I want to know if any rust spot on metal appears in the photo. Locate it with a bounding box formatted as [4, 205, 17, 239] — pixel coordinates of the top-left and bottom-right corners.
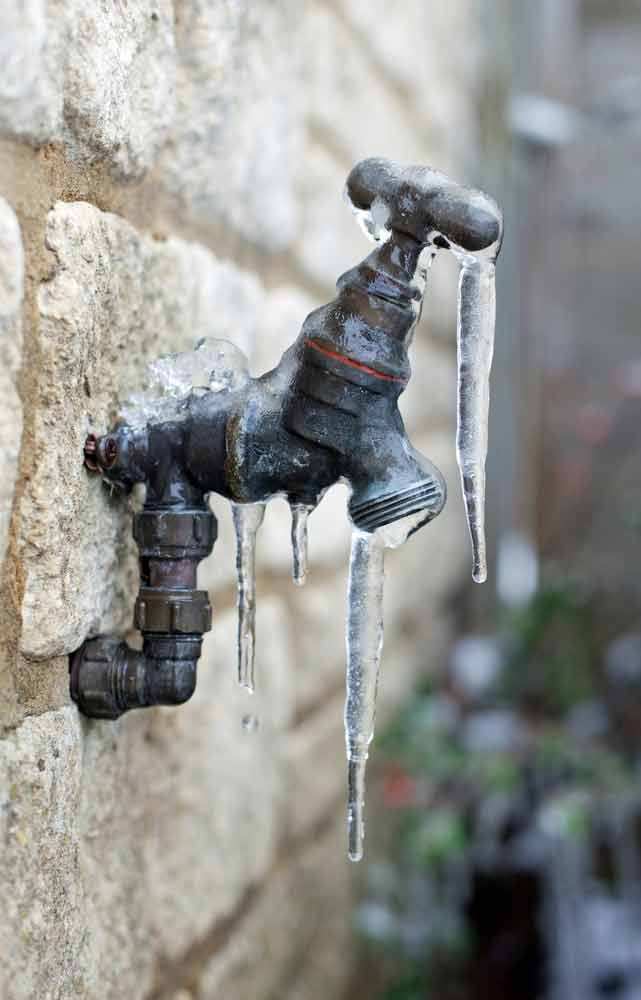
[83, 434, 101, 473]
[103, 437, 118, 467]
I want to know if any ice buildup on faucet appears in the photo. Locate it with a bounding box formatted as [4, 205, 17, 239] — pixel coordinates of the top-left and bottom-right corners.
[73, 157, 503, 862]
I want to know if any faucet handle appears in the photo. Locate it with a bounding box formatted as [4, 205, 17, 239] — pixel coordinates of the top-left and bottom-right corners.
[346, 157, 502, 256]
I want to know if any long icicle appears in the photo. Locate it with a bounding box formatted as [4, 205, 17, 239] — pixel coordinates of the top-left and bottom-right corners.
[231, 501, 266, 692]
[343, 512, 426, 862]
[290, 503, 313, 586]
[344, 529, 385, 863]
[455, 255, 496, 583]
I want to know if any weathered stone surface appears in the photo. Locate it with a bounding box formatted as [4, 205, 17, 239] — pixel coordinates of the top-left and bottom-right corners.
[0, 0, 63, 146]
[72, 716, 157, 1000]
[0, 708, 83, 1000]
[161, 0, 302, 249]
[0, 0, 176, 178]
[128, 598, 293, 960]
[284, 693, 345, 842]
[288, 576, 348, 717]
[251, 285, 316, 378]
[399, 335, 457, 434]
[294, 143, 368, 291]
[19, 201, 260, 659]
[0, 596, 293, 999]
[336, 0, 481, 155]
[301, 2, 435, 167]
[63, 0, 176, 177]
[337, 0, 433, 98]
[283, 912, 354, 1000]
[0, 197, 23, 565]
[198, 818, 352, 1000]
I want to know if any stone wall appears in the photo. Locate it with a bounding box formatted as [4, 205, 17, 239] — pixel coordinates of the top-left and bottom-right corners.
[0, 3, 485, 998]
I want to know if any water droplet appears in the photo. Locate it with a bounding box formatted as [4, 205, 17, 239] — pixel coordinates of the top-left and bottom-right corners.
[242, 714, 259, 733]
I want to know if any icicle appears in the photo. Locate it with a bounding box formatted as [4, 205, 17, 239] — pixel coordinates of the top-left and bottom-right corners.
[345, 530, 385, 862]
[231, 501, 266, 693]
[454, 254, 496, 583]
[344, 512, 427, 862]
[290, 503, 313, 586]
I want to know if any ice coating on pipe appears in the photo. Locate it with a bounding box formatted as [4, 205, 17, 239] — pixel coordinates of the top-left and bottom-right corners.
[290, 503, 313, 587]
[149, 337, 249, 397]
[346, 190, 392, 244]
[231, 501, 266, 692]
[453, 249, 497, 583]
[121, 337, 250, 429]
[344, 511, 428, 862]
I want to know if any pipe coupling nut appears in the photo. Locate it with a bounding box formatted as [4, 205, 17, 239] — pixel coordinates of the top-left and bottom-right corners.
[134, 588, 213, 635]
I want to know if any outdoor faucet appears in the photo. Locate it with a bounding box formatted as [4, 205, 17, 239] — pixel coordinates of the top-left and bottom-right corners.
[71, 157, 502, 858]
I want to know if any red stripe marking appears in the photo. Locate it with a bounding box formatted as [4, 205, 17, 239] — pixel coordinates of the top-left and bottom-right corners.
[304, 339, 407, 384]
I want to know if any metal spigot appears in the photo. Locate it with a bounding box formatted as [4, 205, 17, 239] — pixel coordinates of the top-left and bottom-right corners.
[71, 157, 503, 720]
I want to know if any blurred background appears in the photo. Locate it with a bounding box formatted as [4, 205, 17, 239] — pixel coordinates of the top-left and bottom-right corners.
[353, 2, 641, 998]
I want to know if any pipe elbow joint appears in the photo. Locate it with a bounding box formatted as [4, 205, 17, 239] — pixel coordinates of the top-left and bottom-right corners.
[71, 508, 215, 720]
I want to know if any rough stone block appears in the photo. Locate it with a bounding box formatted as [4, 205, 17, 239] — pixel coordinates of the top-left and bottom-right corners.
[0, 197, 23, 565]
[0, 708, 84, 1000]
[284, 693, 345, 841]
[0, 0, 63, 146]
[337, 0, 436, 98]
[0, 0, 176, 178]
[399, 336, 457, 435]
[250, 286, 316, 378]
[301, 2, 436, 167]
[160, 0, 302, 249]
[198, 818, 353, 1000]
[287, 575, 348, 717]
[19, 201, 261, 659]
[283, 913, 354, 1000]
[0, 596, 293, 1000]
[336, 0, 482, 145]
[293, 143, 369, 292]
[137, 598, 294, 958]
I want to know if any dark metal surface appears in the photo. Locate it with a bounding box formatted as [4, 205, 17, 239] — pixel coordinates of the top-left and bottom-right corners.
[70, 506, 214, 719]
[72, 157, 502, 719]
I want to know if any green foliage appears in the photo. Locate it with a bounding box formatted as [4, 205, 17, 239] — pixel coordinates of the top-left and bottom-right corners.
[498, 584, 597, 715]
[382, 969, 424, 1000]
[363, 580, 634, 1000]
[404, 808, 468, 868]
[538, 791, 591, 841]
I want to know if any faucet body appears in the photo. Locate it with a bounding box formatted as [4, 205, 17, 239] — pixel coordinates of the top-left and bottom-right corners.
[71, 158, 502, 719]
